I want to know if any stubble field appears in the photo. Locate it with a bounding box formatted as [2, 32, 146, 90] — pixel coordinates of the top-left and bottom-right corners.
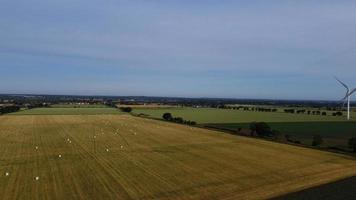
[0, 114, 355, 200]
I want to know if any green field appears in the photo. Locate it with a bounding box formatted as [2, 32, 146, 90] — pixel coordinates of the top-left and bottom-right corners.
[0, 114, 355, 199]
[132, 107, 351, 123]
[10, 107, 123, 115]
[133, 107, 356, 150]
[51, 104, 109, 108]
[208, 122, 356, 148]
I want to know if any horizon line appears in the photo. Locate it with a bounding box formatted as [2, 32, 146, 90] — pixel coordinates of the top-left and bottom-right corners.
[0, 93, 354, 103]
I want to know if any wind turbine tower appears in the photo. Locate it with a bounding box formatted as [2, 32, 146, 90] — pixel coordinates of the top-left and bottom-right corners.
[335, 77, 356, 120]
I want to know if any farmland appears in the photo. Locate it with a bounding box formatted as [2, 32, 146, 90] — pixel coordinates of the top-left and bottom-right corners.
[0, 114, 356, 199]
[208, 121, 356, 149]
[132, 107, 351, 123]
[133, 107, 356, 151]
[51, 104, 109, 108]
[9, 107, 122, 115]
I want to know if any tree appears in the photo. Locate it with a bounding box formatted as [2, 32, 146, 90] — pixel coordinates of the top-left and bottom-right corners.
[348, 137, 356, 153]
[249, 122, 257, 136]
[333, 111, 343, 116]
[284, 109, 295, 114]
[272, 130, 284, 141]
[0, 105, 20, 114]
[255, 122, 271, 137]
[250, 122, 271, 137]
[312, 135, 323, 146]
[184, 120, 196, 125]
[120, 107, 132, 113]
[162, 113, 173, 121]
[173, 117, 184, 123]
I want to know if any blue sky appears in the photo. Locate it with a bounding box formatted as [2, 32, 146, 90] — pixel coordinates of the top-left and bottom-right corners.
[1, 0, 356, 100]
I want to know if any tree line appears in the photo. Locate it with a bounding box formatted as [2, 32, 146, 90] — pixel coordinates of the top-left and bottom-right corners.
[284, 109, 342, 116]
[215, 104, 344, 117]
[162, 113, 196, 125]
[247, 122, 356, 153]
[220, 105, 278, 112]
[0, 105, 20, 115]
[119, 107, 133, 112]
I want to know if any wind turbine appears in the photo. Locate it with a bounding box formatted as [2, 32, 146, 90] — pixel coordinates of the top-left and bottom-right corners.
[335, 77, 356, 120]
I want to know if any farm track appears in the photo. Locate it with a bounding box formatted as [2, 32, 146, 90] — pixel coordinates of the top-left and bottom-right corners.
[0, 115, 355, 199]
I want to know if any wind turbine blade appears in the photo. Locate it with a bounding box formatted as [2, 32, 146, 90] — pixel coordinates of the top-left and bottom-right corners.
[350, 88, 356, 95]
[338, 94, 347, 108]
[334, 76, 349, 90]
[340, 90, 349, 101]
[340, 96, 347, 102]
[342, 100, 346, 108]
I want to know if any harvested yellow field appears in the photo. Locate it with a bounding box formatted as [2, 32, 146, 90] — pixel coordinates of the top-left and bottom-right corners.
[0, 115, 355, 200]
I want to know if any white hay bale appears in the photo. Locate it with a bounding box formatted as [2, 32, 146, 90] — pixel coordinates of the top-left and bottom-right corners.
[106, 149, 109, 152]
[35, 146, 38, 150]
[58, 154, 62, 158]
[35, 176, 39, 181]
[120, 145, 124, 149]
[5, 172, 9, 176]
